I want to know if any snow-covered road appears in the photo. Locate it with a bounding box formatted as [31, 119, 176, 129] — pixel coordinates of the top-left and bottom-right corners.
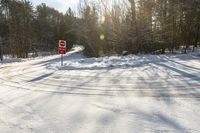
[0, 49, 200, 133]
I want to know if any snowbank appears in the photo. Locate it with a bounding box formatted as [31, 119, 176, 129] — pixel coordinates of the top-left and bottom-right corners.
[48, 52, 200, 71]
[0, 55, 22, 64]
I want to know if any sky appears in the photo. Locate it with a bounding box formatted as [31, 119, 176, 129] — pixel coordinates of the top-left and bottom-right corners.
[30, 0, 80, 13]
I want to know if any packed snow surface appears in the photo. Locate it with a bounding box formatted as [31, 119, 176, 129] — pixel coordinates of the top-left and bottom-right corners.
[0, 46, 200, 133]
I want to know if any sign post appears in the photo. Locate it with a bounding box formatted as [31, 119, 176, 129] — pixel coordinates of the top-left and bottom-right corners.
[58, 40, 67, 66]
[61, 54, 63, 66]
[0, 37, 3, 62]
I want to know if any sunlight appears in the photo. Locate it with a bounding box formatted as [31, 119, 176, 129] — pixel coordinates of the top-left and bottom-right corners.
[100, 15, 106, 24]
[100, 34, 105, 40]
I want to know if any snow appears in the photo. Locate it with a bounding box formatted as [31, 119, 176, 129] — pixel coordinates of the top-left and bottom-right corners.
[48, 53, 200, 71]
[0, 46, 200, 133]
[0, 55, 22, 64]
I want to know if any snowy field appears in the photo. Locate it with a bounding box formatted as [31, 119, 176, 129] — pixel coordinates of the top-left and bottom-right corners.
[0, 47, 200, 133]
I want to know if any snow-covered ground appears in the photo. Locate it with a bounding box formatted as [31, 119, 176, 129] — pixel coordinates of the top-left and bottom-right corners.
[0, 46, 200, 133]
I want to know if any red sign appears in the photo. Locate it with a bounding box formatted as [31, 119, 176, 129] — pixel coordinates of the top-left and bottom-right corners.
[59, 40, 66, 48]
[58, 47, 66, 54]
[58, 40, 67, 55]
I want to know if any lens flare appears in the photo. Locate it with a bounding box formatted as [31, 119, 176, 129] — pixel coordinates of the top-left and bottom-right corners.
[100, 34, 105, 40]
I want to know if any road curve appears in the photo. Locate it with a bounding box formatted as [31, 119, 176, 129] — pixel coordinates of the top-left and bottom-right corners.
[0, 52, 200, 133]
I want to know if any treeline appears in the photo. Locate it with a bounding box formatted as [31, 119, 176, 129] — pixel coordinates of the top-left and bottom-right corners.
[0, 0, 76, 58]
[79, 0, 200, 56]
[0, 0, 200, 58]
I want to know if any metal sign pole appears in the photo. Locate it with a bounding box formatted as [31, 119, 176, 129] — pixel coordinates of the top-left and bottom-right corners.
[61, 54, 63, 66]
[0, 38, 3, 62]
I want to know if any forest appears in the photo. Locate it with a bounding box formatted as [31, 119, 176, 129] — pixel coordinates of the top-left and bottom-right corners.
[0, 0, 200, 58]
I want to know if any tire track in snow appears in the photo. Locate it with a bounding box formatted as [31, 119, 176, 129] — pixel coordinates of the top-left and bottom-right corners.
[0, 49, 200, 98]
